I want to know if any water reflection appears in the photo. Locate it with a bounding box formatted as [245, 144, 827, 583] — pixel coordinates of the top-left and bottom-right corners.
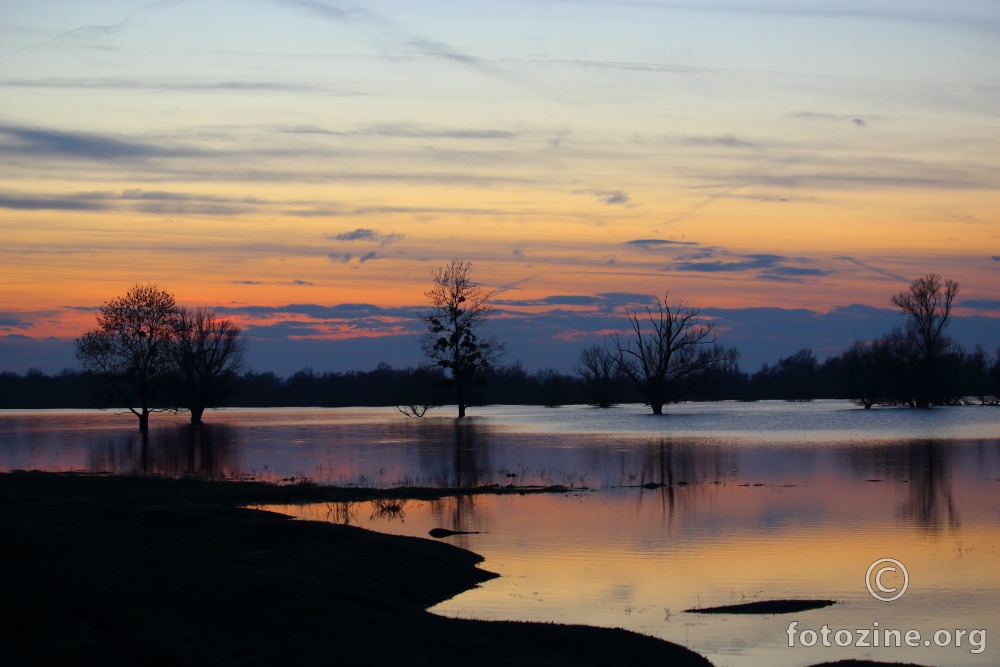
[1, 407, 997, 535]
[415, 419, 492, 488]
[85, 422, 241, 478]
[843, 439, 964, 531]
[265, 474, 1000, 667]
[902, 441, 959, 531]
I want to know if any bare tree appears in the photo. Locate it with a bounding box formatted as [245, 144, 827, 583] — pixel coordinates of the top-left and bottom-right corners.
[833, 337, 897, 409]
[421, 260, 505, 418]
[576, 344, 622, 408]
[75, 285, 180, 433]
[172, 307, 246, 425]
[890, 274, 959, 408]
[393, 367, 447, 417]
[609, 295, 738, 414]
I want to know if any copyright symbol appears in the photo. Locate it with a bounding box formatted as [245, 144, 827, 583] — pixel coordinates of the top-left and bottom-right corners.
[866, 558, 909, 602]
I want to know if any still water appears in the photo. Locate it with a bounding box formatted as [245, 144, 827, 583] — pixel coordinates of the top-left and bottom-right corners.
[2, 401, 998, 666]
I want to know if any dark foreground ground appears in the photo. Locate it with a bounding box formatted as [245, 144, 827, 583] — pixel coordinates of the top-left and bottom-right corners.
[1, 473, 929, 667]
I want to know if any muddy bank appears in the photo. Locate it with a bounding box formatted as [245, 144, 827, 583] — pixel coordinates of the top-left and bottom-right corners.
[686, 600, 836, 615]
[0, 472, 708, 666]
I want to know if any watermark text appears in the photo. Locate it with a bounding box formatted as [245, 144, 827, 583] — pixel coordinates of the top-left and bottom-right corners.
[786, 622, 986, 654]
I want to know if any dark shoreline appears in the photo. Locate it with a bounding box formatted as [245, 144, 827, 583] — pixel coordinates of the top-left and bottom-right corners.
[1, 472, 710, 667]
[1, 472, 929, 667]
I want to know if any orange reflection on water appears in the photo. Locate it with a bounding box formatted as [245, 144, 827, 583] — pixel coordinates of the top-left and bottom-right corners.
[262, 468, 1000, 667]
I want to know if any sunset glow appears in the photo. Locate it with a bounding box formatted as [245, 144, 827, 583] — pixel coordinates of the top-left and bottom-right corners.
[2, 1, 998, 372]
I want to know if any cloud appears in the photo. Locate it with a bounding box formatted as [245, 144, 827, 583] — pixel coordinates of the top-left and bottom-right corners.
[40, 16, 130, 45]
[0, 194, 107, 211]
[676, 249, 716, 260]
[834, 256, 909, 282]
[992, 256, 1000, 261]
[332, 228, 379, 242]
[625, 238, 700, 248]
[329, 228, 405, 245]
[512, 249, 524, 257]
[214, 303, 411, 319]
[766, 266, 830, 277]
[674, 3, 998, 30]
[230, 279, 313, 286]
[0, 188, 264, 216]
[680, 135, 756, 149]
[574, 188, 632, 206]
[674, 254, 786, 272]
[359, 251, 377, 263]
[790, 112, 878, 124]
[0, 124, 191, 160]
[3, 78, 322, 93]
[277, 0, 505, 81]
[0, 315, 34, 330]
[299, 204, 515, 218]
[242, 321, 327, 340]
[603, 191, 630, 205]
[673, 253, 830, 281]
[329, 253, 352, 264]
[276, 0, 382, 25]
[361, 124, 514, 139]
[494, 292, 656, 312]
[959, 299, 1000, 310]
[275, 123, 514, 139]
[495, 295, 605, 307]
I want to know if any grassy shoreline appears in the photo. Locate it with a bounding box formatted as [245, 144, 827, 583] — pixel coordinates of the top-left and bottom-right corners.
[1, 472, 929, 667]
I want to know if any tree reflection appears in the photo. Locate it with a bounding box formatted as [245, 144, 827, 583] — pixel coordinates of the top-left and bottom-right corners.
[633, 439, 740, 527]
[843, 439, 960, 532]
[322, 501, 357, 525]
[900, 440, 959, 532]
[414, 418, 492, 487]
[86, 422, 239, 478]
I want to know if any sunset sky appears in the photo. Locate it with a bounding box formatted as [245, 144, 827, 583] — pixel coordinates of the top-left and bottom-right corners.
[2, 0, 999, 373]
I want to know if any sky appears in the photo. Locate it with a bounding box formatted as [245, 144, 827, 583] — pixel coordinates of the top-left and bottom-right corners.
[2, 0, 999, 374]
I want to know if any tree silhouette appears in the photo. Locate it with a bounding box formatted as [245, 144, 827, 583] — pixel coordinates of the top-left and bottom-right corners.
[172, 307, 246, 425]
[392, 366, 447, 417]
[576, 344, 622, 408]
[890, 274, 958, 408]
[75, 285, 181, 433]
[832, 337, 897, 408]
[421, 260, 505, 418]
[609, 295, 738, 414]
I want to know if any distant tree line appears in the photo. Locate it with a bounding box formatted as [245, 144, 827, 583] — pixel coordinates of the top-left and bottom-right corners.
[6, 344, 997, 412]
[3, 272, 997, 417]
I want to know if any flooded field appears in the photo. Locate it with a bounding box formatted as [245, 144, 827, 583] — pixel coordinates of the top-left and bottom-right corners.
[3, 401, 998, 666]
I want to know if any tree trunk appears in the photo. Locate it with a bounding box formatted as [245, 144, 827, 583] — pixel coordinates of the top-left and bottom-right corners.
[190, 405, 205, 425]
[138, 409, 150, 434]
[456, 380, 466, 418]
[650, 402, 664, 415]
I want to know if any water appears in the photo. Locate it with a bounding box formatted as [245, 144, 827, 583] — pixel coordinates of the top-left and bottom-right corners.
[2, 401, 998, 666]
